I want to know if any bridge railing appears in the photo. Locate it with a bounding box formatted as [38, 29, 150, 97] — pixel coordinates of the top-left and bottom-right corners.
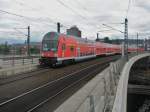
[54, 57, 126, 112]
[112, 53, 150, 112]
[0, 55, 40, 69]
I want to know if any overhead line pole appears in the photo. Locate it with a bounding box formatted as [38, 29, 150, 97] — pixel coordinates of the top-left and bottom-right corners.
[57, 22, 60, 33]
[149, 36, 150, 52]
[13, 26, 31, 56]
[124, 18, 128, 61]
[97, 33, 99, 39]
[27, 26, 30, 56]
[137, 33, 139, 54]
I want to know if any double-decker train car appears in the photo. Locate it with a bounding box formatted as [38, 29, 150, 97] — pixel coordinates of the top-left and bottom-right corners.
[39, 32, 143, 66]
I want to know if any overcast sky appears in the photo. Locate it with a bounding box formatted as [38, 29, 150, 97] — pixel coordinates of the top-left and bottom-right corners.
[0, 0, 150, 43]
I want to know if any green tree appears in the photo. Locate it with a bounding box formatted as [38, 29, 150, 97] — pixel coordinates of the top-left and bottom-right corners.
[30, 47, 40, 54]
[104, 37, 111, 43]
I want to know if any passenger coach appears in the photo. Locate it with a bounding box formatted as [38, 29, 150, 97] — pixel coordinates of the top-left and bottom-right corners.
[39, 32, 143, 66]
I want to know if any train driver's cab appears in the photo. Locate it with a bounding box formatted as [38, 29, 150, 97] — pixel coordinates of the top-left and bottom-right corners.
[42, 32, 59, 57]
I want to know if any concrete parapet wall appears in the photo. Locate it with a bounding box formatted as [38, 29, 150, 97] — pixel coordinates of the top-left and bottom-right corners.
[0, 64, 38, 78]
[54, 58, 125, 112]
[0, 59, 2, 69]
[112, 53, 150, 112]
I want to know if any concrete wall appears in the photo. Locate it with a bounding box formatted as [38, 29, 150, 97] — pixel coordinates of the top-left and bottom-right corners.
[0, 59, 2, 69]
[112, 53, 150, 112]
[0, 64, 38, 78]
[0, 58, 39, 69]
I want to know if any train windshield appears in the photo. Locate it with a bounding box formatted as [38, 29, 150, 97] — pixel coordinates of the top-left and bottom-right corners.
[42, 32, 59, 51]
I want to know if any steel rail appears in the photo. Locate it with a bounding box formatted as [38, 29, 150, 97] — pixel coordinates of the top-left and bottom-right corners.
[0, 56, 119, 112]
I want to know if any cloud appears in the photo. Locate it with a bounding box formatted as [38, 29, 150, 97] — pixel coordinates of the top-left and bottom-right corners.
[0, 0, 150, 44]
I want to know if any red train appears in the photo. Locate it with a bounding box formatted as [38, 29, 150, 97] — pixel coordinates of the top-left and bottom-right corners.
[39, 32, 144, 66]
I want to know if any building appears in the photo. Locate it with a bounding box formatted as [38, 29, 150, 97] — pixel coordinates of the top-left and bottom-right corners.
[67, 26, 81, 37]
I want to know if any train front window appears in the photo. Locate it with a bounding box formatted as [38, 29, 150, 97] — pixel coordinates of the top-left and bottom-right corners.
[42, 40, 58, 51]
[42, 32, 59, 51]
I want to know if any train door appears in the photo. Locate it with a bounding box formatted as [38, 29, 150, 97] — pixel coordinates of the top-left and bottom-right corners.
[77, 47, 80, 57]
[62, 43, 66, 58]
[70, 45, 75, 57]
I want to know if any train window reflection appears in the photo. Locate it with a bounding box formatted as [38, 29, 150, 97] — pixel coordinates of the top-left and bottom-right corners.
[42, 40, 58, 51]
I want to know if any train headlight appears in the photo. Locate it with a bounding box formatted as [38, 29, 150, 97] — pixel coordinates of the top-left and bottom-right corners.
[41, 53, 44, 56]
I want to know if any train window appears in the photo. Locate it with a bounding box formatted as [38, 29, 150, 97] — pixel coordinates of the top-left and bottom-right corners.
[42, 40, 58, 51]
[62, 44, 66, 50]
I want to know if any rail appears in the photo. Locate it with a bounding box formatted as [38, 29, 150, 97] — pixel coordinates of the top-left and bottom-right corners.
[54, 57, 126, 112]
[0, 56, 117, 112]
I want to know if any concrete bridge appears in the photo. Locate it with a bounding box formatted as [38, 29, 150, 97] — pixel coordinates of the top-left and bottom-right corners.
[0, 53, 149, 111]
[54, 53, 150, 112]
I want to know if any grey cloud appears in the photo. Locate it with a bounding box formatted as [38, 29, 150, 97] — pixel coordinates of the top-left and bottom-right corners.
[136, 1, 150, 12]
[0, 0, 150, 42]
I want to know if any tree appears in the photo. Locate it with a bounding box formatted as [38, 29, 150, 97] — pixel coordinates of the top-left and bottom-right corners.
[104, 37, 111, 43]
[30, 47, 40, 54]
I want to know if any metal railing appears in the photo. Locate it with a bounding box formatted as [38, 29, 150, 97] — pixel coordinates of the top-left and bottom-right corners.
[0, 55, 40, 69]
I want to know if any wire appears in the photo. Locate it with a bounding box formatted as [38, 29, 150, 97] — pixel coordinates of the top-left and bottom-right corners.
[102, 24, 124, 33]
[13, 27, 28, 29]
[0, 9, 57, 29]
[103, 22, 125, 25]
[98, 29, 116, 32]
[14, 0, 70, 28]
[56, 0, 87, 20]
[0, 9, 29, 18]
[13, 28, 28, 37]
[0, 30, 26, 37]
[126, 0, 131, 18]
[75, 0, 87, 11]
[14, 0, 36, 11]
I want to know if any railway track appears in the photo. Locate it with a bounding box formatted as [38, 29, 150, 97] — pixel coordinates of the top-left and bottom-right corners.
[0, 55, 120, 86]
[0, 56, 120, 104]
[0, 66, 50, 85]
[0, 55, 119, 112]
[128, 84, 150, 95]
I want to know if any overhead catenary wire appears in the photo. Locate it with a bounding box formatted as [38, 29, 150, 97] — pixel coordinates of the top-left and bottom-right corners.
[0, 30, 27, 37]
[16, 0, 70, 28]
[13, 28, 28, 37]
[0, 9, 29, 18]
[0, 9, 57, 28]
[56, 0, 87, 20]
[0, 7, 54, 23]
[98, 29, 117, 32]
[75, 0, 87, 11]
[126, 0, 131, 18]
[102, 24, 124, 33]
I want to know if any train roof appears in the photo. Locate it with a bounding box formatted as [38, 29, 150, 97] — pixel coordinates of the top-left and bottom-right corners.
[43, 32, 59, 40]
[44, 32, 121, 47]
